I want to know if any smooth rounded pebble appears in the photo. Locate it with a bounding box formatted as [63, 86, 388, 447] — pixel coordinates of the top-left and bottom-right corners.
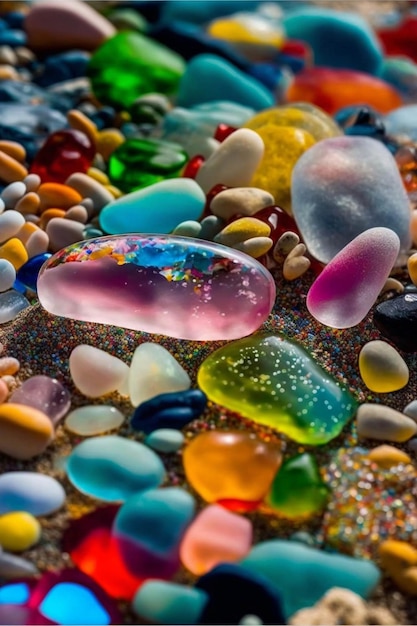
[0, 472, 65, 516]
[133, 581, 208, 625]
[145, 429, 185, 453]
[359, 340, 409, 392]
[210, 187, 275, 220]
[307, 228, 400, 328]
[128, 342, 191, 408]
[356, 403, 417, 442]
[0, 259, 16, 292]
[65, 405, 125, 436]
[0, 512, 41, 552]
[0, 403, 54, 460]
[0, 210, 25, 244]
[10, 375, 71, 425]
[367, 445, 412, 469]
[69, 344, 129, 398]
[0, 551, 39, 579]
[404, 400, 417, 422]
[195, 129, 264, 194]
[66, 435, 165, 502]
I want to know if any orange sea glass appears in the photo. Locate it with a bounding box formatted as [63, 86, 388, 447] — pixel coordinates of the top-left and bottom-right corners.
[183, 430, 282, 503]
[286, 67, 403, 115]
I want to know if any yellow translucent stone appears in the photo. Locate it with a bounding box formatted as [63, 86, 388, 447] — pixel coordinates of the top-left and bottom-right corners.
[208, 16, 285, 48]
[358, 340, 409, 393]
[0, 511, 41, 552]
[215, 217, 271, 246]
[0, 237, 28, 270]
[379, 540, 417, 595]
[368, 445, 411, 469]
[408, 252, 417, 286]
[244, 103, 342, 142]
[249, 125, 315, 213]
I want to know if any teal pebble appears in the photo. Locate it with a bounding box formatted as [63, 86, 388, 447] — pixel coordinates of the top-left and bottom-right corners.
[289, 531, 316, 547]
[145, 428, 185, 453]
[241, 540, 381, 619]
[133, 581, 208, 624]
[66, 435, 165, 502]
[172, 220, 202, 238]
[283, 8, 383, 75]
[199, 215, 225, 240]
[176, 54, 274, 111]
[99, 178, 206, 235]
[379, 57, 417, 101]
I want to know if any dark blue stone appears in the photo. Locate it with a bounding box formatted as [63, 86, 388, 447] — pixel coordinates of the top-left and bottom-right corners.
[3, 11, 25, 29]
[148, 20, 250, 72]
[248, 63, 285, 92]
[88, 106, 116, 130]
[131, 388, 207, 433]
[334, 105, 379, 128]
[35, 51, 90, 88]
[196, 563, 286, 625]
[0, 19, 8, 32]
[17, 253, 52, 292]
[0, 29, 26, 47]
[12, 277, 27, 294]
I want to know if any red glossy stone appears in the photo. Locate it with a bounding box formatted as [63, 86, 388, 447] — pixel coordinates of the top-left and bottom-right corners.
[217, 498, 261, 513]
[280, 39, 313, 64]
[377, 15, 417, 63]
[214, 123, 238, 142]
[201, 183, 230, 220]
[30, 129, 95, 184]
[62, 505, 144, 601]
[182, 154, 205, 179]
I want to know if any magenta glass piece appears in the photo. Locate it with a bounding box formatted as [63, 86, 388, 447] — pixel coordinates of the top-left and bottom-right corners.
[307, 227, 400, 328]
[37, 234, 276, 341]
[10, 376, 71, 425]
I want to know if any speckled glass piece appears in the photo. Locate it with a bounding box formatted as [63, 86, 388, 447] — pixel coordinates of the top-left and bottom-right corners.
[197, 334, 357, 445]
[37, 235, 275, 341]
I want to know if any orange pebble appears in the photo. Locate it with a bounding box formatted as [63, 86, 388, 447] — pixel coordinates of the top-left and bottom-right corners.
[39, 208, 66, 230]
[14, 191, 40, 215]
[0, 379, 8, 404]
[408, 252, 417, 286]
[286, 67, 403, 115]
[0, 403, 53, 460]
[67, 109, 98, 146]
[0, 141, 26, 163]
[15, 222, 39, 245]
[0, 238, 28, 270]
[0, 151, 28, 184]
[38, 183, 82, 211]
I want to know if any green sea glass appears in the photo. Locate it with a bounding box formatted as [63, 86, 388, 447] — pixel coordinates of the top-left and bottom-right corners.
[88, 31, 186, 109]
[108, 138, 188, 193]
[267, 453, 329, 518]
[197, 334, 357, 445]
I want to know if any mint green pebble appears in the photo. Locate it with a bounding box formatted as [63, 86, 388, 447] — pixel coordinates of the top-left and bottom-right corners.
[241, 540, 380, 619]
[99, 178, 206, 235]
[145, 429, 185, 453]
[172, 220, 203, 238]
[133, 581, 208, 624]
[88, 31, 186, 109]
[176, 54, 274, 111]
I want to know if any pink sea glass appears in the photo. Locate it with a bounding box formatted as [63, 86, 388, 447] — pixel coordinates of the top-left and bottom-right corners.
[10, 375, 71, 425]
[36, 234, 276, 341]
[179, 504, 252, 575]
[306, 227, 400, 328]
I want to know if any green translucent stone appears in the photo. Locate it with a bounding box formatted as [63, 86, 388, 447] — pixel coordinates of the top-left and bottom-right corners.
[88, 31, 186, 109]
[197, 334, 357, 445]
[267, 453, 329, 518]
[108, 138, 188, 193]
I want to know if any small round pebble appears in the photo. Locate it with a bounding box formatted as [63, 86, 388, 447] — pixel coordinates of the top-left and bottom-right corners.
[0, 259, 16, 292]
[359, 340, 409, 393]
[145, 428, 185, 453]
[0, 551, 39, 579]
[0, 472, 65, 516]
[0, 357, 19, 376]
[0, 511, 41, 552]
[65, 405, 125, 436]
[356, 403, 417, 443]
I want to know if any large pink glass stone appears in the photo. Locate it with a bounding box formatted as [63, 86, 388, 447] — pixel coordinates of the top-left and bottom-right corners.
[37, 234, 276, 341]
[307, 227, 400, 329]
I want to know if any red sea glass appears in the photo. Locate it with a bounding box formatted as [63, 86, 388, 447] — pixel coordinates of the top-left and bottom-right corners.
[30, 129, 95, 183]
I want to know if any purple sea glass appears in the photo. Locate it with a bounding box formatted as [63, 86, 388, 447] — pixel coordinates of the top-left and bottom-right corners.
[37, 234, 276, 341]
[307, 227, 400, 328]
[10, 376, 71, 425]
